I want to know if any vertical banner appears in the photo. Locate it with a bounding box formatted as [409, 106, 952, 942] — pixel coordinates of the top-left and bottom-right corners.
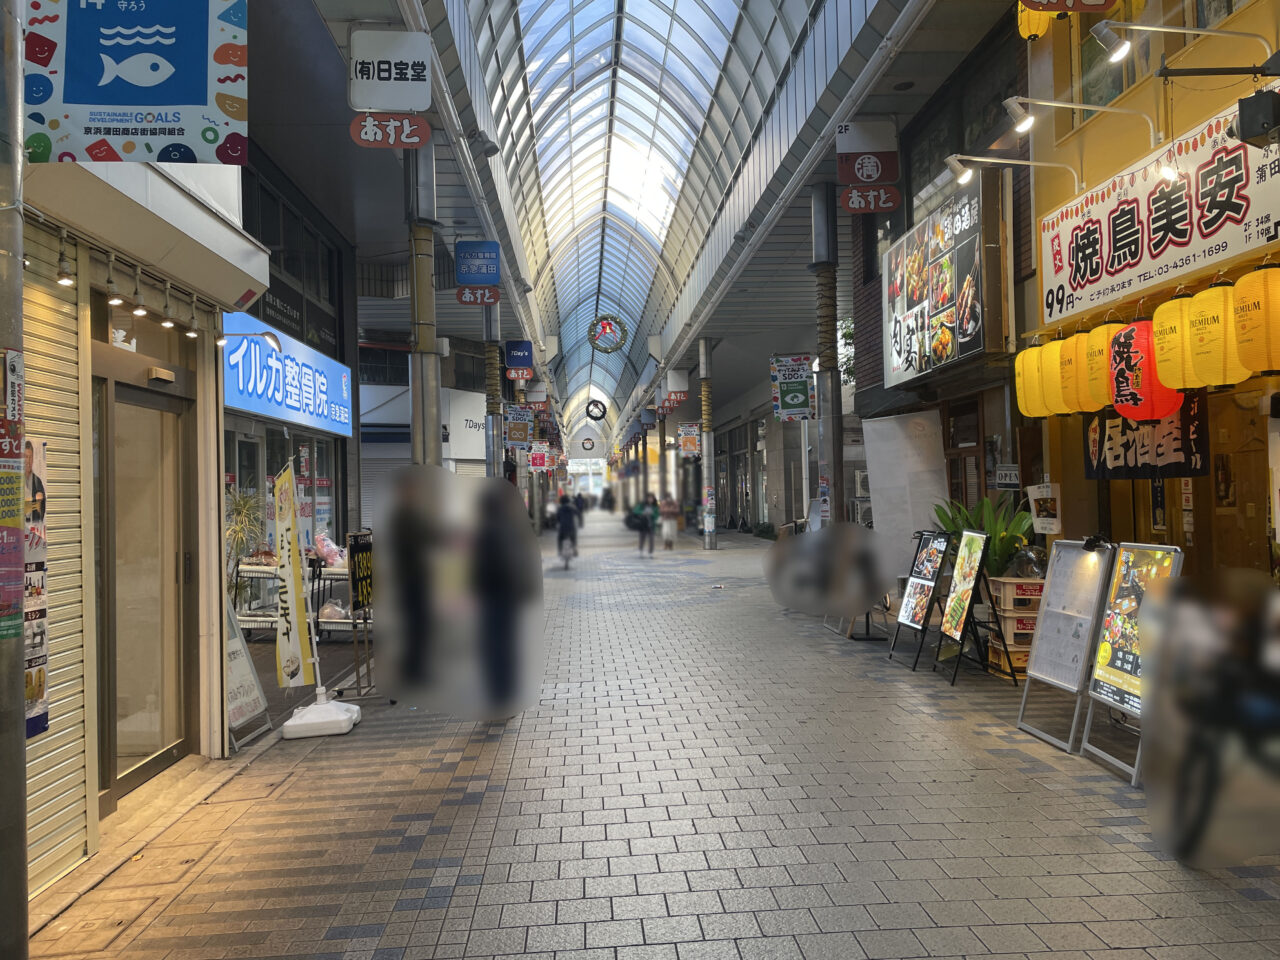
[23, 439, 49, 738]
[769, 355, 815, 421]
[0, 354, 30, 735]
[274, 464, 315, 688]
[505, 405, 533, 451]
[677, 422, 700, 458]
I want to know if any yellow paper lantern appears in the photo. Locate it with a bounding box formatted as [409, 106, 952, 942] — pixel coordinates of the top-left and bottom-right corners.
[1040, 340, 1072, 415]
[1062, 332, 1101, 412]
[1017, 3, 1053, 41]
[1151, 294, 1205, 391]
[1086, 323, 1124, 408]
[1235, 264, 1280, 375]
[1015, 346, 1049, 418]
[1190, 282, 1251, 388]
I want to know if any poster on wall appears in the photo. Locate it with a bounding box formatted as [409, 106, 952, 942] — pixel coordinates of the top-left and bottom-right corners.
[22, 0, 249, 165]
[1026, 482, 1062, 535]
[1088, 543, 1183, 716]
[882, 174, 993, 387]
[274, 463, 316, 689]
[505, 405, 533, 451]
[677, 422, 700, 458]
[941, 530, 988, 642]
[24, 438, 49, 739]
[769, 355, 815, 422]
[1039, 81, 1280, 327]
[1084, 388, 1208, 479]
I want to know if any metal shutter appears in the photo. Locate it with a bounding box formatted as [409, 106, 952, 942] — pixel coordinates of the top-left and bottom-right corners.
[453, 460, 486, 478]
[24, 224, 90, 895]
[359, 454, 410, 531]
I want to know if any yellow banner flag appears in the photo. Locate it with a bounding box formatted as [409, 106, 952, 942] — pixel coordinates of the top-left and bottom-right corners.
[274, 463, 315, 688]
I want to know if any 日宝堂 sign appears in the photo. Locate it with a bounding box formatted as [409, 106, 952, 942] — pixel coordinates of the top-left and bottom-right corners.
[770, 355, 815, 422]
[1039, 82, 1280, 327]
[222, 313, 353, 438]
[456, 240, 501, 287]
[23, 0, 248, 165]
[882, 175, 987, 387]
[348, 28, 432, 112]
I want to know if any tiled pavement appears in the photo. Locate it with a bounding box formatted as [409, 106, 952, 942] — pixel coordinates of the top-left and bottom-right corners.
[29, 513, 1280, 959]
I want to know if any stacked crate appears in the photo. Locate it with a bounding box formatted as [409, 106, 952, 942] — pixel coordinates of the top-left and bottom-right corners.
[986, 577, 1044, 675]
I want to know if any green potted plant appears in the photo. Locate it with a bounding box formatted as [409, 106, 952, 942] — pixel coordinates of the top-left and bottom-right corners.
[933, 492, 1033, 578]
[224, 485, 264, 602]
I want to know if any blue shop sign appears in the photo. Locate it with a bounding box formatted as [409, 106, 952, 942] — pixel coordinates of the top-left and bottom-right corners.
[222, 313, 353, 438]
[456, 240, 501, 286]
[505, 340, 533, 367]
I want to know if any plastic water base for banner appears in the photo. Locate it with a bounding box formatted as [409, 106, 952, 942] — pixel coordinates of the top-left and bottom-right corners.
[281, 687, 362, 739]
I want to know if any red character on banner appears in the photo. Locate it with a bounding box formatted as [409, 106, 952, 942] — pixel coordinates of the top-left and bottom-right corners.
[1110, 320, 1182, 424]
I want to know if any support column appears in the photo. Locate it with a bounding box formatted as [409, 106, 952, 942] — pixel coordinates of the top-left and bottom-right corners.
[811, 182, 844, 523]
[640, 422, 650, 501]
[657, 416, 667, 498]
[0, 1, 27, 951]
[699, 338, 717, 549]
[483, 303, 503, 479]
[409, 221, 442, 466]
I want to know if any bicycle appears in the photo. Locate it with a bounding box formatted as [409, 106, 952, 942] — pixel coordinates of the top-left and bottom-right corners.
[559, 535, 575, 570]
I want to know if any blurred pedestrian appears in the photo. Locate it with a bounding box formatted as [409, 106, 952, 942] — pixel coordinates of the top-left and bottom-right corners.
[660, 493, 679, 550]
[633, 493, 659, 556]
[556, 494, 578, 557]
[574, 491, 586, 526]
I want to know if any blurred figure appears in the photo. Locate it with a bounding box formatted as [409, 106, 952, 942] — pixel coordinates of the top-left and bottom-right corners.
[1144, 569, 1280, 866]
[766, 521, 885, 621]
[574, 491, 586, 526]
[376, 467, 543, 720]
[633, 493, 658, 556]
[659, 493, 679, 550]
[601, 487, 615, 512]
[556, 494, 578, 558]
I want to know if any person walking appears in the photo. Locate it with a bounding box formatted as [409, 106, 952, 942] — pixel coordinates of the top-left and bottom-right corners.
[573, 491, 586, 527]
[632, 493, 659, 556]
[659, 493, 679, 550]
[556, 494, 578, 557]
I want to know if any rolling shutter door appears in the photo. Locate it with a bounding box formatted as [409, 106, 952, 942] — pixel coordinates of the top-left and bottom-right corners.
[24, 225, 90, 895]
[359, 454, 409, 531]
[453, 460, 486, 478]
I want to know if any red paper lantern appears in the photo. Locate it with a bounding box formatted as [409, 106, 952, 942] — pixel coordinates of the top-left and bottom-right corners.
[1109, 320, 1183, 424]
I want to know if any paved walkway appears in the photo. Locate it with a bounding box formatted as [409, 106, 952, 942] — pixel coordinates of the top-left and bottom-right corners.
[30, 513, 1280, 959]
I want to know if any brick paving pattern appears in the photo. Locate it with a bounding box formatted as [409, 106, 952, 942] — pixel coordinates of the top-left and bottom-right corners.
[29, 513, 1280, 959]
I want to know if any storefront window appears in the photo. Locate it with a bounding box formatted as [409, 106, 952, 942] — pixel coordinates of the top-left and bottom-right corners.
[1195, 0, 1238, 27]
[1073, 0, 1156, 109]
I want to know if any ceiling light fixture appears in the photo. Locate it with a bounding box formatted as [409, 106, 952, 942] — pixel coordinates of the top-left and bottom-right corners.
[469, 130, 501, 159]
[1004, 96, 1161, 147]
[106, 252, 123, 306]
[160, 281, 175, 328]
[56, 228, 74, 287]
[131, 266, 147, 317]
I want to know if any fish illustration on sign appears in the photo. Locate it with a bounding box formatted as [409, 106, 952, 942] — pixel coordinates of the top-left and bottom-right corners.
[99, 53, 176, 88]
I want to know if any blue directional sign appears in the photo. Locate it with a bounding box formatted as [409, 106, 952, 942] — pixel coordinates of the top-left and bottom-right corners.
[505, 340, 533, 368]
[222, 313, 353, 438]
[456, 240, 501, 286]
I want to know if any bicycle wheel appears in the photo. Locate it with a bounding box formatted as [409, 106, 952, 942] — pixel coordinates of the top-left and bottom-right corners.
[1170, 732, 1221, 862]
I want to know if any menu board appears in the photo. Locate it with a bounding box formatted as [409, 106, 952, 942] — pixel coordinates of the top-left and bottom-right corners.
[897, 531, 950, 629]
[1088, 543, 1183, 716]
[940, 530, 987, 641]
[1025, 541, 1113, 694]
[882, 176, 986, 387]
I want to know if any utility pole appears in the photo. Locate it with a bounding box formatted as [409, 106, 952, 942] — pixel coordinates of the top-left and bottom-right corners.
[810, 182, 844, 522]
[699, 338, 716, 549]
[657, 415, 667, 499]
[0, 1, 28, 952]
[407, 143, 441, 466]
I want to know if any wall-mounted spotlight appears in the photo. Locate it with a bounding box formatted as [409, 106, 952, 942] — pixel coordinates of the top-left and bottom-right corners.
[56, 228, 74, 287]
[132, 266, 147, 317]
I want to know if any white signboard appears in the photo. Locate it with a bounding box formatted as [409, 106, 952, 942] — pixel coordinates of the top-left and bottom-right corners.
[1025, 540, 1113, 694]
[1039, 81, 1280, 327]
[225, 598, 268, 730]
[443, 388, 486, 461]
[349, 29, 432, 112]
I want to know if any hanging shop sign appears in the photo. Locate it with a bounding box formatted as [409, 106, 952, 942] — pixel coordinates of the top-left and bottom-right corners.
[836, 119, 900, 187]
[678, 422, 701, 458]
[348, 28, 431, 112]
[505, 340, 532, 370]
[589, 314, 628, 353]
[840, 185, 902, 214]
[770, 355, 815, 421]
[1026, 482, 1063, 535]
[1039, 81, 1280, 328]
[346, 531, 373, 613]
[504, 404, 533, 450]
[882, 172, 1002, 387]
[23, 438, 49, 739]
[274, 463, 316, 689]
[222, 312, 353, 438]
[1084, 388, 1208, 479]
[1088, 544, 1183, 716]
[456, 285, 499, 305]
[455, 240, 501, 286]
[23, 0, 249, 165]
[529, 441, 551, 472]
[349, 112, 429, 149]
[995, 464, 1021, 490]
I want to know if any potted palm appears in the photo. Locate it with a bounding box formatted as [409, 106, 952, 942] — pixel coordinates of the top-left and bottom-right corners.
[224, 485, 264, 604]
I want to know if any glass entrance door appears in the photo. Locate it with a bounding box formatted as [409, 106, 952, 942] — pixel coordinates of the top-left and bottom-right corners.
[95, 380, 194, 810]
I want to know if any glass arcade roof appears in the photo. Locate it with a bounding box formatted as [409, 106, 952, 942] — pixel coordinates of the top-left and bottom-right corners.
[470, 0, 816, 431]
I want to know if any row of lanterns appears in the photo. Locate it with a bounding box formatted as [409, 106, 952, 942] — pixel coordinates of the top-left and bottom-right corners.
[1016, 264, 1280, 423]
